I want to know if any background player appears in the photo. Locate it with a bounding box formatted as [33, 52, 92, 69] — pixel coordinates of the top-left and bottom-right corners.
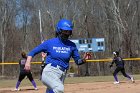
[14, 51, 38, 91]
[40, 52, 47, 80]
[24, 19, 89, 93]
[84, 52, 92, 76]
[110, 51, 135, 84]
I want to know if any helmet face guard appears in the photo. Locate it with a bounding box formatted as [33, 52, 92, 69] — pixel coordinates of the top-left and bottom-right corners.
[60, 30, 72, 40]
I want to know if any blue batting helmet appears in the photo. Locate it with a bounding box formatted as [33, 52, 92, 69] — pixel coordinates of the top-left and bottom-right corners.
[56, 19, 73, 33]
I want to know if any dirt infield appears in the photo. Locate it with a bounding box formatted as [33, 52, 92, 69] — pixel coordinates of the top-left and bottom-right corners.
[0, 80, 139, 93]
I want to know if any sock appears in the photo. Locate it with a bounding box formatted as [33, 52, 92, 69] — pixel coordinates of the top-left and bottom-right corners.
[114, 75, 118, 82]
[126, 74, 131, 79]
[31, 80, 37, 88]
[16, 81, 21, 89]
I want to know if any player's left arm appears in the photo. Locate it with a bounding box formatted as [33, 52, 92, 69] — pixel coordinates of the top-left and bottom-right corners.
[71, 46, 86, 65]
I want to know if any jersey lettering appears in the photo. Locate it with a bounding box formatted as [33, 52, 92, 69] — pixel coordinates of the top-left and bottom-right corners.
[53, 46, 70, 53]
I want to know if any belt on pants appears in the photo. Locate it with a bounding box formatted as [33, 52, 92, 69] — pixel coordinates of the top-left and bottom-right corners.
[46, 63, 66, 72]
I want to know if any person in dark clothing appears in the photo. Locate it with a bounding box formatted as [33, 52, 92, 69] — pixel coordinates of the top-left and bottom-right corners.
[110, 51, 134, 84]
[14, 51, 38, 91]
[40, 52, 47, 80]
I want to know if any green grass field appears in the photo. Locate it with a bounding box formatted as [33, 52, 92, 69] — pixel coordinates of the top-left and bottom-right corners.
[0, 74, 140, 88]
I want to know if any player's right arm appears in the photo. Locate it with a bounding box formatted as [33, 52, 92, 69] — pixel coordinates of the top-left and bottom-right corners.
[24, 41, 48, 71]
[24, 56, 32, 71]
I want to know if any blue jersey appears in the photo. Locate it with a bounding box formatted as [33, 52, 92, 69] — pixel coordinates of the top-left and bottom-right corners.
[28, 37, 82, 70]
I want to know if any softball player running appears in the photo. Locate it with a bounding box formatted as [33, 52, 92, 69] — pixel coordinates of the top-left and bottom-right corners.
[25, 19, 88, 93]
[110, 51, 135, 84]
[15, 51, 38, 91]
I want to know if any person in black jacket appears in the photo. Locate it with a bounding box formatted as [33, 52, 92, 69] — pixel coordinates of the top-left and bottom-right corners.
[110, 51, 134, 84]
[14, 51, 38, 91]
